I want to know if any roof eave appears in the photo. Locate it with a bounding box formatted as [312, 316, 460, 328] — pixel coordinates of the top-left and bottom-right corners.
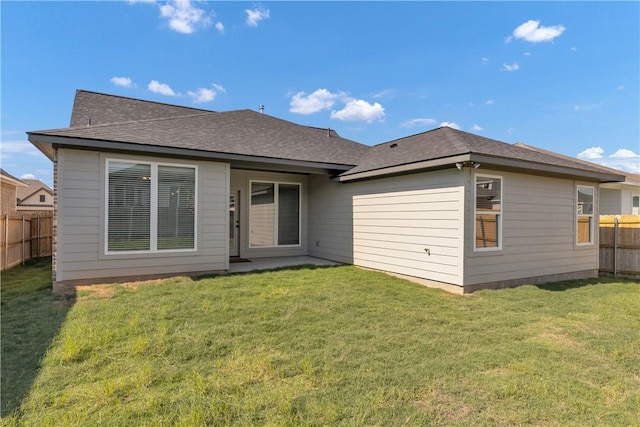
[27, 133, 356, 175]
[337, 153, 627, 183]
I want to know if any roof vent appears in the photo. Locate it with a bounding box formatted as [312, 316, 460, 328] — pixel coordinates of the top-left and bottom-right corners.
[259, 105, 264, 114]
[327, 128, 332, 137]
[390, 143, 398, 148]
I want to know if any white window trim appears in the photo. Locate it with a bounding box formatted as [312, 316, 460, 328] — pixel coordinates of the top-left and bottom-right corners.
[576, 185, 595, 246]
[249, 180, 302, 249]
[104, 158, 198, 255]
[474, 173, 503, 252]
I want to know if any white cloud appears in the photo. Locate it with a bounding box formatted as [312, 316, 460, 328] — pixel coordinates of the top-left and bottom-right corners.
[486, 99, 494, 105]
[330, 100, 385, 123]
[440, 121, 460, 130]
[148, 80, 177, 96]
[289, 88, 346, 114]
[372, 89, 395, 99]
[610, 149, 639, 159]
[187, 83, 225, 103]
[577, 147, 604, 159]
[471, 124, 484, 131]
[577, 147, 640, 173]
[523, 51, 532, 56]
[617, 85, 624, 91]
[215, 22, 224, 33]
[245, 6, 270, 27]
[20, 173, 36, 180]
[110, 76, 135, 88]
[159, 0, 211, 34]
[511, 20, 565, 43]
[570, 47, 577, 52]
[401, 118, 436, 128]
[127, 0, 156, 3]
[0, 140, 44, 162]
[502, 63, 519, 72]
[481, 57, 489, 64]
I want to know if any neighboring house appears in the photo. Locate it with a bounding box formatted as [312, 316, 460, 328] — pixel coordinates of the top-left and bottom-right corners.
[17, 179, 54, 214]
[600, 174, 640, 215]
[1, 169, 27, 216]
[514, 143, 640, 216]
[28, 90, 626, 293]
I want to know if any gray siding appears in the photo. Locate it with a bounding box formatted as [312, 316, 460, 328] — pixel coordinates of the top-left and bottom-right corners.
[464, 171, 599, 286]
[56, 148, 228, 283]
[308, 170, 465, 286]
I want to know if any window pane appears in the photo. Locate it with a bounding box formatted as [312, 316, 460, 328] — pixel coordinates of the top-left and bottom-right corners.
[476, 214, 499, 248]
[157, 166, 195, 250]
[476, 177, 501, 212]
[250, 182, 274, 247]
[577, 187, 594, 215]
[108, 162, 151, 251]
[577, 216, 592, 244]
[278, 184, 300, 245]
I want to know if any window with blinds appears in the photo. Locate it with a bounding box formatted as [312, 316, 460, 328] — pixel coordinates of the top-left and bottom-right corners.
[106, 160, 196, 253]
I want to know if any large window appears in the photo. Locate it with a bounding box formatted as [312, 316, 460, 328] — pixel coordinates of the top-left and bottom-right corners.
[475, 174, 502, 251]
[576, 186, 594, 245]
[106, 160, 196, 253]
[250, 181, 300, 247]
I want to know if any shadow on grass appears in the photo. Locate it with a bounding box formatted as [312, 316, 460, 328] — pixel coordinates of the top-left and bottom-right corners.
[535, 275, 639, 292]
[194, 263, 344, 282]
[1, 258, 74, 418]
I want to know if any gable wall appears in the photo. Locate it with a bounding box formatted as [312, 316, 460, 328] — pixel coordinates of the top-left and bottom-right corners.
[56, 148, 229, 284]
[463, 170, 599, 287]
[308, 169, 465, 287]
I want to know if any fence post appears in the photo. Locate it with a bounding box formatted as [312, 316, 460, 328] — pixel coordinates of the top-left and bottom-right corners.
[22, 215, 25, 265]
[613, 217, 618, 277]
[37, 213, 41, 260]
[4, 214, 8, 270]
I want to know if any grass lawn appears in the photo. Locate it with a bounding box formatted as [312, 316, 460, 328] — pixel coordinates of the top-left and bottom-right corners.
[2, 261, 639, 425]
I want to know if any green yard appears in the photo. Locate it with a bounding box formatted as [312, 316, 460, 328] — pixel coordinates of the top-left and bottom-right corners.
[2, 260, 639, 425]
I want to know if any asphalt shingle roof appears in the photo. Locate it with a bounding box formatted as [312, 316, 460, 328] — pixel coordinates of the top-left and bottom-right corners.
[39, 91, 370, 167]
[69, 90, 215, 127]
[340, 126, 622, 178]
[29, 90, 626, 182]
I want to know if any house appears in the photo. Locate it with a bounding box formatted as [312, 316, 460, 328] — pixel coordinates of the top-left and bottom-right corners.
[1, 169, 27, 216]
[17, 179, 54, 214]
[28, 90, 626, 293]
[514, 143, 640, 216]
[600, 174, 640, 215]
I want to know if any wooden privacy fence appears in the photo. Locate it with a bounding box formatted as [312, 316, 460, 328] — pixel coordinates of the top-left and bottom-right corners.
[0, 213, 53, 271]
[599, 215, 640, 278]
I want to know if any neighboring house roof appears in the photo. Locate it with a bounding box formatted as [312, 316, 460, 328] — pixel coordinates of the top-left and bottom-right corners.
[1, 168, 27, 187]
[338, 127, 625, 182]
[17, 179, 54, 204]
[28, 90, 626, 184]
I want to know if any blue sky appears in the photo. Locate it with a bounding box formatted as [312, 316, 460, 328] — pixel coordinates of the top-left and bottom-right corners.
[2, 1, 639, 187]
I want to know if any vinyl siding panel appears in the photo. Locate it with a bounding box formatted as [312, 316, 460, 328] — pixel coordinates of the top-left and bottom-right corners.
[56, 148, 228, 283]
[308, 169, 465, 286]
[464, 171, 599, 286]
